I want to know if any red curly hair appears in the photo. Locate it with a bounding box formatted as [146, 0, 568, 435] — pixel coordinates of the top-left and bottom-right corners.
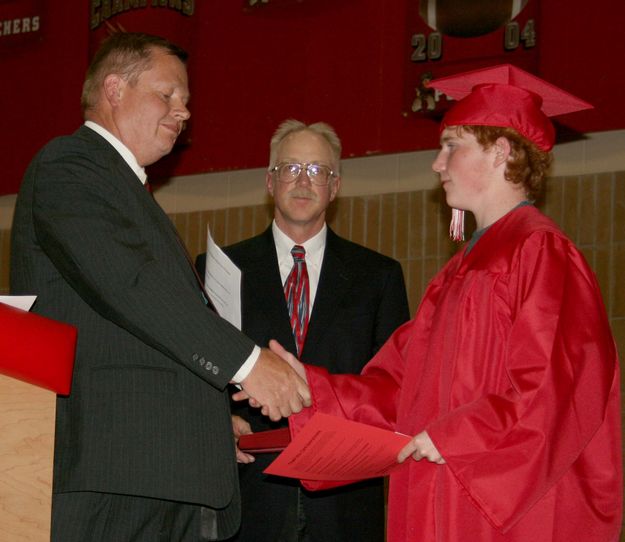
[459, 125, 553, 201]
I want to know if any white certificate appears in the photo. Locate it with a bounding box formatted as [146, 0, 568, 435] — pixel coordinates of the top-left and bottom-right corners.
[203, 226, 242, 329]
[0, 295, 37, 311]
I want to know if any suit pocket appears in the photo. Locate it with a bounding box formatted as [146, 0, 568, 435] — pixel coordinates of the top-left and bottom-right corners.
[90, 365, 177, 395]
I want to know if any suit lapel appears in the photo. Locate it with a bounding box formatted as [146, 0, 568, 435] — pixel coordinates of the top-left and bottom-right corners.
[242, 229, 297, 352]
[147, 197, 206, 297]
[303, 229, 351, 357]
[83, 126, 202, 296]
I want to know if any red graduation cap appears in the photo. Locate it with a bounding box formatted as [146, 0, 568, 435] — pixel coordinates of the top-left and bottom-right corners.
[427, 64, 593, 151]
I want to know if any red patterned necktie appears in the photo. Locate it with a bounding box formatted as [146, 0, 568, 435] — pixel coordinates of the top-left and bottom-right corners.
[284, 245, 309, 356]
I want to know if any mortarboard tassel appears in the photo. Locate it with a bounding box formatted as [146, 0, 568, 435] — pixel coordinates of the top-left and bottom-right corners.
[449, 208, 465, 242]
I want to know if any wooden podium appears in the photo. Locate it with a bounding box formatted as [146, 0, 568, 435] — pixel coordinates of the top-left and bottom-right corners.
[0, 374, 55, 541]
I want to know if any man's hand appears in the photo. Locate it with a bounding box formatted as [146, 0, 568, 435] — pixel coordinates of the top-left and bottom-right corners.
[268, 339, 307, 381]
[234, 347, 311, 421]
[232, 415, 255, 464]
[397, 431, 445, 464]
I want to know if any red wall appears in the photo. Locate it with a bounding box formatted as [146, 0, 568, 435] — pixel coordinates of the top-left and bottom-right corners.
[2, 0, 624, 196]
[3, 2, 87, 196]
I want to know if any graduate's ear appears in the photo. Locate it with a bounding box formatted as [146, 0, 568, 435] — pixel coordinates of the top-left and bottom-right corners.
[103, 74, 125, 107]
[493, 136, 511, 168]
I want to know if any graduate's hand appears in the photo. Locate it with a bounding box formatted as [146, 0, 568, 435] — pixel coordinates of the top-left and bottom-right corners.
[236, 348, 311, 421]
[232, 415, 255, 464]
[231, 388, 261, 408]
[269, 339, 308, 383]
[397, 431, 446, 464]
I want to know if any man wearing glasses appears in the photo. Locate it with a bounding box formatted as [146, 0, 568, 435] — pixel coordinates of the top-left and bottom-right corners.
[197, 119, 410, 541]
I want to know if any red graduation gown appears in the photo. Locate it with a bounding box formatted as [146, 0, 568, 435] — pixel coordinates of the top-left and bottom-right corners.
[289, 205, 622, 541]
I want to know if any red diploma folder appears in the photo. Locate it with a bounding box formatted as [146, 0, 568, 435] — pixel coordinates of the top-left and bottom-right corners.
[0, 302, 77, 395]
[238, 427, 291, 453]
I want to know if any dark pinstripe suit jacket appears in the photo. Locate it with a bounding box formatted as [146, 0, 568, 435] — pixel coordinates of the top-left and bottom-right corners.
[10, 126, 254, 510]
[196, 226, 410, 542]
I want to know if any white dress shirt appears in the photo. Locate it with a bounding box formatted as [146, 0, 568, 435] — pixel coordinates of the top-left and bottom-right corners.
[84, 121, 148, 184]
[272, 221, 327, 314]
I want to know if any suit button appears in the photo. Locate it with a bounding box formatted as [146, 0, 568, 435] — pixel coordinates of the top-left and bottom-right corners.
[192, 353, 199, 362]
[212, 366, 219, 375]
[199, 357, 206, 367]
[205, 360, 213, 371]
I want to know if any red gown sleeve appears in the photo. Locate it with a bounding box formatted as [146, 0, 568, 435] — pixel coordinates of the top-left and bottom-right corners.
[427, 231, 620, 532]
[288, 318, 414, 490]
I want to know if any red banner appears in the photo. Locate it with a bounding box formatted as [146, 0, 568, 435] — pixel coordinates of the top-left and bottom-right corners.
[1, 0, 624, 196]
[88, 0, 196, 58]
[0, 0, 46, 52]
[403, 0, 540, 122]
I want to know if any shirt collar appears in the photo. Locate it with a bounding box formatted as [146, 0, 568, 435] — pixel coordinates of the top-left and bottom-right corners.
[272, 221, 327, 268]
[84, 121, 148, 184]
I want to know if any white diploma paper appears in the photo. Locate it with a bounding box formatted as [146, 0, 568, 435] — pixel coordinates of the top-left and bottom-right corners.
[203, 226, 242, 329]
[0, 295, 37, 311]
[264, 413, 411, 481]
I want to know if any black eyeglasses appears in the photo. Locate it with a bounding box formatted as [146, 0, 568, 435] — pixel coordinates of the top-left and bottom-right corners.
[269, 162, 337, 186]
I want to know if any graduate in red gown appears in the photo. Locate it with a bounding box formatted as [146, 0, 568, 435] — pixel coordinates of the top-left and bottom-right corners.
[268, 65, 623, 541]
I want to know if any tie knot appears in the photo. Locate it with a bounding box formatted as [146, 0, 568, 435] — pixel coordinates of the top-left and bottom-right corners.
[291, 245, 306, 263]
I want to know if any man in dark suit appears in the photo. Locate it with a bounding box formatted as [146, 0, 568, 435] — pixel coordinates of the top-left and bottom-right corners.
[10, 33, 309, 542]
[197, 120, 410, 541]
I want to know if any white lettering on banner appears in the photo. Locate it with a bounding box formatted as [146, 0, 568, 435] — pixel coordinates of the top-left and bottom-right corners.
[0, 16, 40, 38]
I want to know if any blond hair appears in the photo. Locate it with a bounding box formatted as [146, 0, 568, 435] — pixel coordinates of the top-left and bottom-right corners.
[269, 119, 342, 173]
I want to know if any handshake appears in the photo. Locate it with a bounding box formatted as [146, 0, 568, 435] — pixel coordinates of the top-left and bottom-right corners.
[232, 339, 310, 421]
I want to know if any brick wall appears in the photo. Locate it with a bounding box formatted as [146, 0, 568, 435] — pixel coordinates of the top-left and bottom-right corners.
[163, 172, 625, 360]
[3, 171, 624, 353]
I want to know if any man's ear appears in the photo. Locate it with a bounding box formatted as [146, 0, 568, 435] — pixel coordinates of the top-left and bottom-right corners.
[103, 74, 124, 106]
[266, 171, 274, 197]
[493, 136, 511, 168]
[329, 175, 341, 202]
